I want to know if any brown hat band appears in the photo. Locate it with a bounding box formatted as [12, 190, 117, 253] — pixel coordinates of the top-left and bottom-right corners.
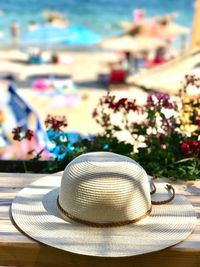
[57, 183, 175, 228]
[57, 197, 152, 228]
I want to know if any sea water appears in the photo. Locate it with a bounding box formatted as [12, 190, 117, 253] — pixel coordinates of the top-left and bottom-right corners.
[0, 0, 195, 44]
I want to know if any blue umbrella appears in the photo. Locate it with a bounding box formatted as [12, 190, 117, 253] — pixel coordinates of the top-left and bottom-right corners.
[22, 24, 101, 46]
[63, 25, 101, 46]
[22, 24, 69, 45]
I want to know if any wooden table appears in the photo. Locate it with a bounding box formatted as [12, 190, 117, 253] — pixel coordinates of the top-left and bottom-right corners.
[0, 172, 200, 267]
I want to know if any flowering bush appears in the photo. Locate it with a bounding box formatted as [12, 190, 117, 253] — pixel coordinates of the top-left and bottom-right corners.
[90, 75, 199, 180]
[12, 127, 34, 141]
[11, 75, 200, 179]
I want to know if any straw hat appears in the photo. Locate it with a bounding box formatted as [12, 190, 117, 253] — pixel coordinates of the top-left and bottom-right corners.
[11, 152, 196, 257]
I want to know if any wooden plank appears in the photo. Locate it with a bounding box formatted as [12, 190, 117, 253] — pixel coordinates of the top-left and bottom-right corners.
[0, 245, 199, 267]
[0, 172, 199, 266]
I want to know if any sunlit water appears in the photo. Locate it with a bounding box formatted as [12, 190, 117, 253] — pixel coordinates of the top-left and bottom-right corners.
[0, 0, 195, 45]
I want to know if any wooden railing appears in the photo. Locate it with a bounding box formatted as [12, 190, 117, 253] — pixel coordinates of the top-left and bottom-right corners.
[0, 172, 199, 267]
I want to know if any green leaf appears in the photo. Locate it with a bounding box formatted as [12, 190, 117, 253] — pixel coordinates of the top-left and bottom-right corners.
[174, 157, 196, 164]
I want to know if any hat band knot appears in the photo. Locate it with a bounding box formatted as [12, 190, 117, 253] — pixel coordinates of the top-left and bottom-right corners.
[57, 197, 152, 228]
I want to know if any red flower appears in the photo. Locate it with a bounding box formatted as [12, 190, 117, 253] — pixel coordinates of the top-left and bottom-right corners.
[92, 109, 98, 118]
[196, 119, 200, 128]
[117, 98, 127, 107]
[110, 98, 127, 112]
[99, 94, 115, 107]
[107, 98, 140, 113]
[126, 100, 140, 112]
[181, 140, 200, 158]
[25, 129, 34, 140]
[12, 127, 35, 141]
[158, 133, 165, 143]
[185, 74, 199, 86]
[104, 94, 115, 105]
[45, 115, 68, 132]
[12, 126, 23, 141]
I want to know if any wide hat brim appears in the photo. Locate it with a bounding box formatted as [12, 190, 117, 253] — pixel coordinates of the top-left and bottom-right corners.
[11, 174, 196, 257]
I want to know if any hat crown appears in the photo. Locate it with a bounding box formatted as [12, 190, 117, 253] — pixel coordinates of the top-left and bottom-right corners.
[59, 152, 151, 225]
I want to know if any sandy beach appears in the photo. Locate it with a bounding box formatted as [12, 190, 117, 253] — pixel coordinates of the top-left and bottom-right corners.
[0, 49, 149, 136]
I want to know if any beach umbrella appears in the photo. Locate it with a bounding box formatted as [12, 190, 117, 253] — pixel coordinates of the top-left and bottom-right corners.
[21, 24, 68, 45]
[127, 49, 200, 94]
[100, 35, 167, 53]
[22, 24, 101, 46]
[120, 12, 179, 33]
[149, 22, 190, 41]
[63, 25, 101, 46]
[120, 20, 189, 40]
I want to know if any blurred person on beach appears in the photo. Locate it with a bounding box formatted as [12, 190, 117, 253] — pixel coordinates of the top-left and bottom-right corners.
[122, 51, 132, 73]
[51, 53, 59, 64]
[45, 11, 69, 27]
[0, 10, 4, 39]
[10, 20, 20, 45]
[132, 9, 145, 25]
[28, 21, 39, 31]
[144, 46, 167, 67]
[28, 47, 43, 64]
[119, 51, 137, 74]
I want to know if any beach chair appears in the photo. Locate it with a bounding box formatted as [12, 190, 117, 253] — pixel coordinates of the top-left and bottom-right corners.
[98, 69, 129, 91]
[108, 69, 129, 91]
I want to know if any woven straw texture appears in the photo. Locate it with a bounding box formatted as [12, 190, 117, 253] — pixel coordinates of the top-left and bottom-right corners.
[11, 152, 197, 257]
[59, 152, 151, 224]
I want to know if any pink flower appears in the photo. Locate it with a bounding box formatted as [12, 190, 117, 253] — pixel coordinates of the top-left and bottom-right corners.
[146, 93, 174, 110]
